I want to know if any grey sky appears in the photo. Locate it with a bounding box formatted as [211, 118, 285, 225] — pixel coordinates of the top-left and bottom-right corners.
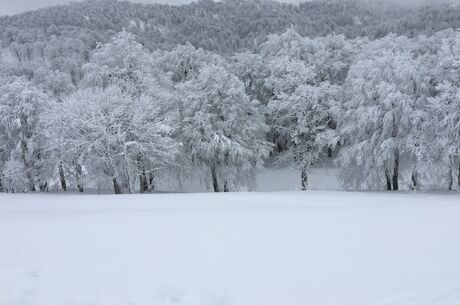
[0, 0, 456, 16]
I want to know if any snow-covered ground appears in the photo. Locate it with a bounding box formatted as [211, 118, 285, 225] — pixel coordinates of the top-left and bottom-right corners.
[1, 191, 460, 305]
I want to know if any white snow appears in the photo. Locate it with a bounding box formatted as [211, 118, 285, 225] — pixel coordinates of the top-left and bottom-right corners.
[1, 191, 460, 305]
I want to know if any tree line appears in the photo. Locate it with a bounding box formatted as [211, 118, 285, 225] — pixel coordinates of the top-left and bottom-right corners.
[1, 28, 460, 193]
[1, 0, 460, 55]
[1, 1, 460, 193]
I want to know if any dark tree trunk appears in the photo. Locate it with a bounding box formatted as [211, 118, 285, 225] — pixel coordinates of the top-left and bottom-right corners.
[139, 174, 145, 194]
[390, 113, 399, 191]
[301, 167, 308, 191]
[328, 147, 333, 158]
[75, 164, 84, 193]
[448, 167, 453, 191]
[149, 171, 155, 192]
[385, 168, 392, 191]
[392, 150, 399, 191]
[0, 176, 3, 192]
[224, 181, 229, 192]
[211, 166, 219, 192]
[20, 140, 35, 192]
[140, 170, 148, 194]
[25, 170, 36, 192]
[113, 177, 122, 194]
[122, 179, 130, 194]
[39, 181, 48, 192]
[458, 162, 460, 190]
[59, 164, 67, 192]
[411, 171, 418, 191]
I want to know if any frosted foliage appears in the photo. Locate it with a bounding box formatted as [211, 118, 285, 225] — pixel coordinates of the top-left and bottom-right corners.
[54, 87, 177, 194]
[179, 65, 271, 191]
[81, 31, 155, 96]
[1, 6, 460, 193]
[260, 30, 351, 188]
[425, 34, 460, 188]
[338, 39, 424, 190]
[0, 76, 50, 192]
[156, 43, 225, 83]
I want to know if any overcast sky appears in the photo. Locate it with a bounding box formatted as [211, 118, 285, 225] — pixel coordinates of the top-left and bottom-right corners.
[0, 0, 455, 16]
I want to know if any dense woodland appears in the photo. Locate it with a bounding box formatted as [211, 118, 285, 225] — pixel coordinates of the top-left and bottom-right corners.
[1, 0, 460, 193]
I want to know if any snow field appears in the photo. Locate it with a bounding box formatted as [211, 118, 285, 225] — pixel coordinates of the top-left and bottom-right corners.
[1, 191, 460, 305]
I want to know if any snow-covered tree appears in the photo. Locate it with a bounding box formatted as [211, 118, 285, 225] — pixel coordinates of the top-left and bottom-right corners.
[427, 82, 460, 190]
[0, 76, 51, 192]
[156, 43, 225, 84]
[55, 86, 177, 194]
[81, 30, 155, 95]
[33, 67, 75, 102]
[230, 51, 271, 105]
[338, 37, 425, 190]
[259, 29, 351, 189]
[260, 29, 356, 86]
[2, 156, 30, 193]
[2, 20, 460, 193]
[271, 81, 339, 190]
[33, 67, 77, 191]
[179, 65, 271, 192]
[420, 31, 460, 190]
[154, 44, 229, 187]
[71, 30, 177, 193]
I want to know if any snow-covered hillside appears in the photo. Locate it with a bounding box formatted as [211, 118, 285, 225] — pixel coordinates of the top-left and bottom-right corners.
[1, 191, 459, 305]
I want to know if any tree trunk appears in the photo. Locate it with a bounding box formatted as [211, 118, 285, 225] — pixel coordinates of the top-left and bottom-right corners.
[39, 181, 48, 192]
[390, 113, 399, 191]
[75, 164, 84, 193]
[20, 140, 35, 192]
[458, 162, 460, 191]
[113, 177, 122, 194]
[328, 147, 333, 158]
[123, 175, 131, 194]
[140, 170, 148, 194]
[301, 167, 308, 191]
[149, 171, 155, 192]
[211, 166, 219, 192]
[139, 174, 145, 194]
[392, 150, 399, 191]
[59, 164, 67, 192]
[447, 161, 454, 191]
[224, 181, 229, 192]
[385, 168, 392, 191]
[411, 170, 418, 191]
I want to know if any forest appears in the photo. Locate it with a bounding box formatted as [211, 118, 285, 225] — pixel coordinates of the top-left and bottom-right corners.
[1, 0, 460, 193]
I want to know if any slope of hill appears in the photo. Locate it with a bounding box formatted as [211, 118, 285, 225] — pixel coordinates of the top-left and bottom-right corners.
[0, 0, 459, 54]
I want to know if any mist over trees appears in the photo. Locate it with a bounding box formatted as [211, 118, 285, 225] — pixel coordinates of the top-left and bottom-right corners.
[1, 0, 460, 193]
